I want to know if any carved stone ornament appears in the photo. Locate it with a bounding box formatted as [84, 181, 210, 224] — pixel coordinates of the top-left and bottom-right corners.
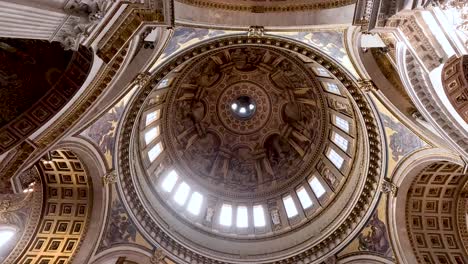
[323, 255, 337, 264]
[270, 208, 281, 229]
[150, 248, 166, 264]
[381, 178, 397, 195]
[205, 207, 214, 223]
[134, 72, 152, 88]
[55, 0, 112, 50]
[358, 79, 377, 92]
[102, 170, 117, 185]
[248, 26, 265, 37]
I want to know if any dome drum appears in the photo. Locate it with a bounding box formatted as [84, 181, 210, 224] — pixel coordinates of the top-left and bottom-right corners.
[117, 35, 383, 263]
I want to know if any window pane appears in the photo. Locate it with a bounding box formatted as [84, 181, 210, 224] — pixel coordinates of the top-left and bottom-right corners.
[0, 230, 15, 248]
[173, 182, 190, 206]
[144, 126, 160, 145]
[332, 132, 348, 151]
[314, 67, 331, 77]
[335, 116, 350, 133]
[219, 204, 232, 226]
[187, 192, 203, 215]
[253, 205, 266, 227]
[145, 109, 161, 126]
[309, 177, 326, 198]
[148, 142, 163, 162]
[283, 195, 298, 218]
[323, 82, 340, 94]
[161, 170, 178, 192]
[327, 149, 344, 169]
[296, 187, 313, 209]
[236, 206, 248, 228]
[157, 78, 170, 89]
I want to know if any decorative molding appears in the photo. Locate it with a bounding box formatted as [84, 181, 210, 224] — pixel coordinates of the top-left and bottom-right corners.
[2, 176, 43, 264]
[52, 0, 114, 50]
[247, 26, 264, 37]
[96, 4, 165, 63]
[150, 248, 166, 264]
[441, 54, 468, 122]
[102, 170, 117, 185]
[380, 178, 397, 196]
[358, 79, 378, 93]
[399, 47, 468, 158]
[175, 0, 356, 13]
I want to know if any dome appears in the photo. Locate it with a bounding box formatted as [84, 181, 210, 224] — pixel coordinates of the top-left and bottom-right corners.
[118, 35, 382, 263]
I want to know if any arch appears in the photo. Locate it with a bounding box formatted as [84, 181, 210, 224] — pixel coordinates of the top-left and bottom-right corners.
[4, 148, 95, 264]
[387, 147, 466, 264]
[91, 245, 154, 264]
[338, 253, 395, 264]
[0, 39, 93, 154]
[53, 136, 109, 263]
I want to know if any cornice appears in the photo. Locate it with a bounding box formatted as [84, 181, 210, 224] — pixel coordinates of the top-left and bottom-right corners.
[117, 34, 383, 263]
[97, 5, 165, 63]
[175, 0, 356, 13]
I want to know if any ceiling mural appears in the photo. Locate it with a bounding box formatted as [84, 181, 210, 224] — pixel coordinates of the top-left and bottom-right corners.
[371, 96, 427, 164]
[338, 194, 396, 262]
[150, 27, 242, 72]
[96, 185, 152, 254]
[163, 46, 327, 195]
[271, 30, 359, 77]
[80, 88, 136, 168]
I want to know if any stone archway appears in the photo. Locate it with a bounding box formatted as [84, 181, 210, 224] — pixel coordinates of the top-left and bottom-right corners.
[388, 147, 468, 263]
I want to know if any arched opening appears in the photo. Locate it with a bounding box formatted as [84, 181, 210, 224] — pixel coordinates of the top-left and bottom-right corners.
[2, 147, 101, 264]
[0, 38, 93, 154]
[388, 148, 468, 263]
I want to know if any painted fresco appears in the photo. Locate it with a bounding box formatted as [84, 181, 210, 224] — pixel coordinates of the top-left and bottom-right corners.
[80, 88, 136, 168]
[371, 96, 427, 168]
[271, 30, 359, 77]
[338, 96, 427, 260]
[149, 27, 242, 72]
[338, 196, 395, 261]
[96, 185, 151, 253]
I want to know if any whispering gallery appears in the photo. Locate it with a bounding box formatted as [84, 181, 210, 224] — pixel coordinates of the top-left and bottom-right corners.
[0, 1, 468, 264]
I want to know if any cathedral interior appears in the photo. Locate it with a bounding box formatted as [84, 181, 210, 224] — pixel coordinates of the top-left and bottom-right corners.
[0, 0, 467, 263]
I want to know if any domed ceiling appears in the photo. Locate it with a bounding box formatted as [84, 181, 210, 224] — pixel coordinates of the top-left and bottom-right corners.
[118, 35, 383, 263]
[163, 46, 326, 197]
